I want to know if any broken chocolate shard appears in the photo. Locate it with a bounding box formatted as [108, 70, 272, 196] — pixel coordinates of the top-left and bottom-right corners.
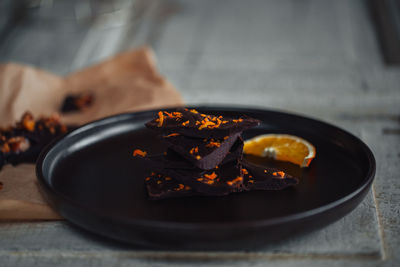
[145, 172, 198, 200]
[61, 92, 94, 113]
[241, 160, 299, 190]
[137, 138, 243, 171]
[162, 133, 241, 170]
[5, 144, 42, 166]
[145, 109, 260, 138]
[0, 112, 68, 170]
[143, 158, 298, 200]
[159, 160, 246, 196]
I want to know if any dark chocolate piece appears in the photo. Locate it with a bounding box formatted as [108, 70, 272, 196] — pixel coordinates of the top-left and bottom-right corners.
[144, 159, 298, 200]
[0, 112, 68, 169]
[241, 160, 299, 190]
[145, 172, 197, 200]
[5, 143, 42, 166]
[1, 135, 32, 167]
[159, 160, 246, 196]
[145, 109, 260, 138]
[0, 155, 4, 170]
[162, 133, 241, 170]
[61, 93, 94, 113]
[137, 138, 243, 171]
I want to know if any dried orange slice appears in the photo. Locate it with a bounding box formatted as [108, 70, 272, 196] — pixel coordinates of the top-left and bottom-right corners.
[243, 134, 316, 167]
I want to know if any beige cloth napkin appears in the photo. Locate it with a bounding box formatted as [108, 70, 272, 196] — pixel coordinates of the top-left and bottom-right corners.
[0, 47, 183, 220]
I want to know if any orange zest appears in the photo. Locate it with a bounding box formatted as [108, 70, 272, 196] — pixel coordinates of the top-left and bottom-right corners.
[206, 141, 221, 148]
[132, 149, 147, 157]
[21, 112, 35, 131]
[177, 184, 184, 190]
[198, 120, 216, 130]
[164, 133, 180, 137]
[172, 112, 183, 120]
[157, 111, 164, 127]
[227, 176, 243, 186]
[155, 109, 248, 131]
[190, 147, 199, 154]
[0, 142, 10, 153]
[273, 171, 285, 178]
[204, 172, 218, 180]
[197, 177, 215, 184]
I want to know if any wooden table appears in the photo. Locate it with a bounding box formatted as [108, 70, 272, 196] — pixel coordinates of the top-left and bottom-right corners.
[0, 0, 399, 266]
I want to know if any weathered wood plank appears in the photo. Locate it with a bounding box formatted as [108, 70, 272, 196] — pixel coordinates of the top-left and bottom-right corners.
[0, 191, 381, 254]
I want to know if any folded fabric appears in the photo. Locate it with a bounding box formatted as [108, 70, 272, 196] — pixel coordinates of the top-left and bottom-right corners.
[0, 46, 183, 220]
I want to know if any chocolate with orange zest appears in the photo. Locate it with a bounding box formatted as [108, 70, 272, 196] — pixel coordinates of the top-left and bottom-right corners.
[167, 137, 244, 169]
[145, 159, 298, 199]
[61, 92, 94, 113]
[241, 160, 299, 190]
[162, 132, 241, 170]
[145, 172, 197, 200]
[159, 160, 246, 196]
[145, 108, 260, 138]
[140, 138, 243, 171]
[135, 108, 297, 200]
[0, 112, 68, 169]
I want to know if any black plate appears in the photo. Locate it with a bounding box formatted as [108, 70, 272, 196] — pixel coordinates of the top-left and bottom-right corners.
[36, 106, 375, 250]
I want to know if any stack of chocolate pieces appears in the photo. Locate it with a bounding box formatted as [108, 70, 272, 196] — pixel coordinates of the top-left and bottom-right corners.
[138, 109, 298, 200]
